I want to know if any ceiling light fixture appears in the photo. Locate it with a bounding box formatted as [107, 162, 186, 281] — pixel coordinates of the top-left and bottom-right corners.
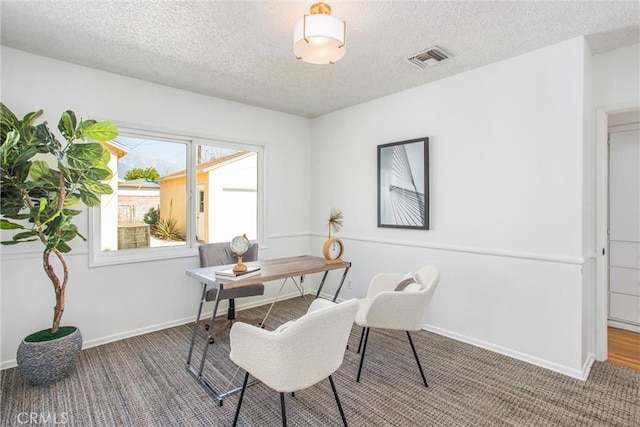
[293, 2, 346, 65]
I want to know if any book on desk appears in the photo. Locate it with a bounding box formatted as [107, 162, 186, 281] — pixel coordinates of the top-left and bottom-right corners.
[215, 266, 261, 280]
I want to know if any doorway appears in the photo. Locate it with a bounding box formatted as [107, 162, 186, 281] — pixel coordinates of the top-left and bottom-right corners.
[596, 106, 640, 364]
[608, 119, 640, 332]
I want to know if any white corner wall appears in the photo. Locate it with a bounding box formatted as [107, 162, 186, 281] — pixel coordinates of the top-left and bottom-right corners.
[3, 40, 634, 378]
[592, 43, 640, 108]
[310, 37, 591, 378]
[0, 47, 313, 368]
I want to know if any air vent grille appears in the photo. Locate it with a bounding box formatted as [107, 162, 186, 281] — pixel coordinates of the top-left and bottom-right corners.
[407, 46, 450, 68]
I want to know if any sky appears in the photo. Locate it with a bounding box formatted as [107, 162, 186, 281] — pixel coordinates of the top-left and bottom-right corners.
[115, 135, 237, 178]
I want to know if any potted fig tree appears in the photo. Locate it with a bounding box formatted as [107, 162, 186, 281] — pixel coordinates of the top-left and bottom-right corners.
[0, 103, 118, 385]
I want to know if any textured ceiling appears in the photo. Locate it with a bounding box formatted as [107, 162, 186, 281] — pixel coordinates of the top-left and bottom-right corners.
[1, 1, 639, 118]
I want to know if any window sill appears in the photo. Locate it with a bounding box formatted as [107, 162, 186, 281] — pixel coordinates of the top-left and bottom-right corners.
[89, 245, 198, 267]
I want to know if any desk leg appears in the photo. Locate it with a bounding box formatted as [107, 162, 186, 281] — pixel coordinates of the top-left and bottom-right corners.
[259, 278, 290, 326]
[292, 275, 311, 307]
[184, 290, 227, 406]
[332, 266, 351, 302]
[186, 283, 208, 366]
[314, 271, 330, 298]
[197, 292, 222, 378]
[184, 285, 225, 405]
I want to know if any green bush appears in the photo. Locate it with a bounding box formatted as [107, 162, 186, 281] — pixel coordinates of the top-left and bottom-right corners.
[143, 206, 160, 230]
[154, 217, 182, 241]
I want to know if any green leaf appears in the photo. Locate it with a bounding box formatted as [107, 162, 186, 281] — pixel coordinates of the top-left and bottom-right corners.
[83, 165, 112, 181]
[81, 121, 118, 142]
[76, 230, 87, 241]
[12, 231, 38, 241]
[62, 194, 80, 208]
[58, 111, 77, 142]
[13, 146, 38, 168]
[1, 130, 20, 157]
[79, 190, 100, 206]
[60, 224, 78, 242]
[21, 110, 44, 127]
[98, 147, 111, 166]
[62, 208, 82, 217]
[82, 181, 113, 195]
[33, 123, 60, 153]
[67, 143, 106, 170]
[56, 241, 72, 253]
[40, 208, 61, 226]
[0, 219, 24, 230]
[77, 119, 96, 135]
[28, 160, 50, 181]
[0, 190, 26, 218]
[0, 103, 20, 135]
[32, 196, 48, 224]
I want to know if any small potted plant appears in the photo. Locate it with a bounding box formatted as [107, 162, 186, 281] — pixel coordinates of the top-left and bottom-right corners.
[0, 102, 118, 385]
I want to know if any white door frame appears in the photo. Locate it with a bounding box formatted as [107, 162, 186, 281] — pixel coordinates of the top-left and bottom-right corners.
[196, 184, 206, 243]
[595, 101, 640, 361]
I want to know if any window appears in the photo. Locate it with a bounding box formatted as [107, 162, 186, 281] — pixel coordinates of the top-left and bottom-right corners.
[90, 127, 262, 266]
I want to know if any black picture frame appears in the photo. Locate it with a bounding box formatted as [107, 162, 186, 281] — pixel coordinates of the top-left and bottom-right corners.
[377, 137, 429, 230]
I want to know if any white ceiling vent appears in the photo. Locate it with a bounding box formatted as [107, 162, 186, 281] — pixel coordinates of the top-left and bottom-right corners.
[406, 46, 450, 68]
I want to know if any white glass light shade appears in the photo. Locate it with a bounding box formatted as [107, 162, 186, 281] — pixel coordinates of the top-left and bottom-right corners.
[293, 14, 346, 64]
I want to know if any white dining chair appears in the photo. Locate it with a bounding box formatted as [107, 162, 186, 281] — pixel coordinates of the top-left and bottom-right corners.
[355, 266, 439, 387]
[229, 298, 359, 426]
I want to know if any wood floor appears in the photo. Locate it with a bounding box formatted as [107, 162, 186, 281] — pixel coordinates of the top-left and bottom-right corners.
[608, 327, 640, 371]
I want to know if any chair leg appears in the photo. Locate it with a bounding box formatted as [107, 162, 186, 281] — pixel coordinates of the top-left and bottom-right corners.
[280, 392, 287, 427]
[406, 331, 428, 388]
[357, 327, 365, 354]
[328, 375, 348, 427]
[233, 372, 250, 427]
[356, 327, 370, 382]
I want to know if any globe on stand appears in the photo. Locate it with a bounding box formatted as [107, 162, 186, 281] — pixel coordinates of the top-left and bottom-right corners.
[230, 234, 250, 272]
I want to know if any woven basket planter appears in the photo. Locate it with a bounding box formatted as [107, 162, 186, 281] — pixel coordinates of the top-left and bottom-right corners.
[17, 327, 82, 385]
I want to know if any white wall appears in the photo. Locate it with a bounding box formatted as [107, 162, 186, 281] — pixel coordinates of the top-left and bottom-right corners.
[310, 37, 591, 377]
[0, 47, 312, 368]
[208, 153, 258, 242]
[592, 43, 640, 108]
[581, 40, 596, 369]
[2, 40, 637, 377]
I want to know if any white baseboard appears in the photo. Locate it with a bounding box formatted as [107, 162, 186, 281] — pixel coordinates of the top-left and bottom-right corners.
[325, 293, 596, 380]
[608, 319, 640, 333]
[424, 324, 595, 380]
[3, 292, 597, 382]
[0, 290, 311, 370]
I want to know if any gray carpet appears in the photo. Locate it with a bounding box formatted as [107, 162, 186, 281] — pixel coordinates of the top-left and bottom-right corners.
[1, 296, 639, 426]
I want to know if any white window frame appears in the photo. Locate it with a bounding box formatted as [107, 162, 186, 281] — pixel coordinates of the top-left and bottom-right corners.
[89, 124, 265, 267]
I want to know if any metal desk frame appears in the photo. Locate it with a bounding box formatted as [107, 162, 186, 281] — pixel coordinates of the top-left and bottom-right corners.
[185, 255, 351, 405]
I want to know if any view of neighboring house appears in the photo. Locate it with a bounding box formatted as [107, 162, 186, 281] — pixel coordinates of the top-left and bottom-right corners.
[117, 178, 160, 225]
[99, 144, 256, 250]
[160, 151, 257, 243]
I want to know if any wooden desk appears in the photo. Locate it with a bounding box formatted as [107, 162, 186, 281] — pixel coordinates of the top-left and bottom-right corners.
[185, 255, 351, 404]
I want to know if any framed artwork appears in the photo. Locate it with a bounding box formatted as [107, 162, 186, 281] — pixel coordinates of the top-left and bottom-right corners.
[377, 137, 429, 230]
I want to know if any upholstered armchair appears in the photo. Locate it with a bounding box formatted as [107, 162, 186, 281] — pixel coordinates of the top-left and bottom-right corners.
[355, 266, 439, 387]
[230, 298, 359, 427]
